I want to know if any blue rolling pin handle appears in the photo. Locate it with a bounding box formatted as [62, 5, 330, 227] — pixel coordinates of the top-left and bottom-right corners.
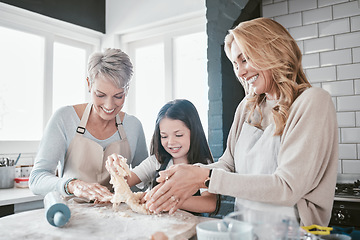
[54, 211, 67, 227]
[44, 191, 71, 227]
[46, 202, 71, 227]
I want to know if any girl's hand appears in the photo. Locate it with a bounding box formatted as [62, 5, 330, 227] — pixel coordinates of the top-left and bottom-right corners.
[67, 179, 113, 203]
[144, 164, 209, 214]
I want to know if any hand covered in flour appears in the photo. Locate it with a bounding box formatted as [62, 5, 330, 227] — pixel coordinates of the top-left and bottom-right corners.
[67, 179, 113, 203]
[105, 153, 131, 179]
[144, 164, 210, 214]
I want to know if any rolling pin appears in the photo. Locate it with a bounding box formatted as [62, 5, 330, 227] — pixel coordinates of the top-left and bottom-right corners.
[44, 191, 71, 227]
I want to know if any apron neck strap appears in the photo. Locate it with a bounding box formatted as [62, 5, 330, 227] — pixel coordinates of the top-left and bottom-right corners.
[76, 103, 92, 134]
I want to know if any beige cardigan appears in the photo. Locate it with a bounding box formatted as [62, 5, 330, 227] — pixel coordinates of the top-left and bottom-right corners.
[207, 87, 338, 226]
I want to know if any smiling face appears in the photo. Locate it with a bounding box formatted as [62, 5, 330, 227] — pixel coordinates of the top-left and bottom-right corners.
[89, 77, 126, 121]
[230, 41, 278, 100]
[159, 117, 191, 164]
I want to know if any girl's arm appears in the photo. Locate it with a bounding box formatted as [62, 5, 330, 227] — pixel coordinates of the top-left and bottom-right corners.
[179, 191, 217, 214]
[125, 172, 142, 187]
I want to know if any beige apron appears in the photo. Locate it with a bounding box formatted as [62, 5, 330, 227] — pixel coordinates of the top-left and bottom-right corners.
[233, 122, 297, 219]
[62, 103, 131, 190]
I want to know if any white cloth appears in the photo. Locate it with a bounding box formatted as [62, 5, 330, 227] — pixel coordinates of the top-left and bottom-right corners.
[233, 122, 297, 219]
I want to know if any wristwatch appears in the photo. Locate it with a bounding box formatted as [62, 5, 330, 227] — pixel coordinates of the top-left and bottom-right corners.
[204, 169, 212, 188]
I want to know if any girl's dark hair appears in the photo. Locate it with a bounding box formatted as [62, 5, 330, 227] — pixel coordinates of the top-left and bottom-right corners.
[150, 99, 213, 165]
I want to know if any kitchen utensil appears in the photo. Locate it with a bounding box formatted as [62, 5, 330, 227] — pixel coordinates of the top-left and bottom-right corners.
[302, 225, 333, 235]
[15, 153, 21, 165]
[44, 191, 71, 227]
[0, 165, 15, 188]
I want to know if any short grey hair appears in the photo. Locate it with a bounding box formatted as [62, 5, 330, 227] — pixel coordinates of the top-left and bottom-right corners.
[87, 48, 133, 90]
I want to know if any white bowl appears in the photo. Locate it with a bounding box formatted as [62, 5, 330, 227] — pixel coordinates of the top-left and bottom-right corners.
[196, 219, 253, 240]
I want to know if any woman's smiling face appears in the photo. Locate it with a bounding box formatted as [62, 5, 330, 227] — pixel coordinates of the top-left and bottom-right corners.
[230, 41, 277, 100]
[159, 117, 191, 163]
[89, 77, 126, 121]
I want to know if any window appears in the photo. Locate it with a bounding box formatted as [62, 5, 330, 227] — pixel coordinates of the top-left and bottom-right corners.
[53, 42, 88, 112]
[0, 3, 101, 153]
[0, 26, 44, 141]
[123, 16, 208, 145]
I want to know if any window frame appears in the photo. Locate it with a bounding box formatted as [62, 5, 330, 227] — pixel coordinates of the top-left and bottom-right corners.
[0, 3, 102, 154]
[119, 14, 207, 114]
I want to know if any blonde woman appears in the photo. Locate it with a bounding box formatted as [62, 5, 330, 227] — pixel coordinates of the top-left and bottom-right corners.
[144, 18, 338, 227]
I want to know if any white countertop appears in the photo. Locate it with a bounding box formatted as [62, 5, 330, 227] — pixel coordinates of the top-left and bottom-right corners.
[0, 202, 201, 240]
[0, 187, 44, 206]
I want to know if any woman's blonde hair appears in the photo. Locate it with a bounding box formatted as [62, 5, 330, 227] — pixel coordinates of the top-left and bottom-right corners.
[224, 18, 311, 135]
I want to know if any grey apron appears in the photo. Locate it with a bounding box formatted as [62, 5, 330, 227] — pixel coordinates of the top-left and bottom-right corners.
[63, 103, 132, 190]
[233, 121, 297, 219]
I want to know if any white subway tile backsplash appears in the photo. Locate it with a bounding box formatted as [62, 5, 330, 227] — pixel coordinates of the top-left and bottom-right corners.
[296, 40, 304, 54]
[262, 0, 273, 5]
[322, 80, 354, 96]
[339, 143, 357, 159]
[275, 13, 302, 28]
[289, 0, 316, 13]
[333, 1, 360, 19]
[303, 7, 332, 25]
[337, 112, 356, 127]
[337, 63, 360, 80]
[289, 24, 318, 41]
[342, 160, 360, 174]
[305, 66, 336, 82]
[355, 79, 360, 94]
[341, 127, 360, 143]
[353, 48, 360, 63]
[319, 18, 350, 37]
[351, 16, 360, 31]
[337, 95, 360, 111]
[304, 36, 334, 54]
[263, 0, 360, 173]
[320, 49, 352, 67]
[312, 82, 322, 88]
[335, 32, 360, 49]
[356, 112, 360, 126]
[262, 1, 288, 18]
[318, 0, 348, 8]
[302, 53, 319, 69]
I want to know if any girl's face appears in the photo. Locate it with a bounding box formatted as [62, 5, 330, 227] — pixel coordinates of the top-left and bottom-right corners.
[230, 41, 278, 100]
[88, 77, 126, 121]
[159, 118, 191, 163]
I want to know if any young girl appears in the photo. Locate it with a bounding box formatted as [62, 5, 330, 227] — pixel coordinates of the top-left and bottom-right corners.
[106, 99, 218, 215]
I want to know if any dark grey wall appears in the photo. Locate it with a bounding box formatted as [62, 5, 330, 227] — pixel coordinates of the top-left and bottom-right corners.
[0, 0, 105, 33]
[206, 0, 261, 217]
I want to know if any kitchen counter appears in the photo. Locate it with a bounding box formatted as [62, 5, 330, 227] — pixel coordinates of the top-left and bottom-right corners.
[0, 187, 44, 215]
[0, 202, 203, 240]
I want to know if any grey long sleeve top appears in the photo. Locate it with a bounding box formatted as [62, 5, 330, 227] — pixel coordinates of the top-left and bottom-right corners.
[29, 106, 148, 196]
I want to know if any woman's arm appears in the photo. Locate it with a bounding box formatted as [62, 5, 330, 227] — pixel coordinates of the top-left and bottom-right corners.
[29, 107, 74, 196]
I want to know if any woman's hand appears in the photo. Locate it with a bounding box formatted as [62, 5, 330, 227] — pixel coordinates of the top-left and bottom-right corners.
[105, 153, 131, 178]
[67, 179, 113, 203]
[144, 164, 210, 214]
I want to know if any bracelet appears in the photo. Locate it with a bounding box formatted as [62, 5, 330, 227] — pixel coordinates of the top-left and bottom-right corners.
[64, 178, 77, 195]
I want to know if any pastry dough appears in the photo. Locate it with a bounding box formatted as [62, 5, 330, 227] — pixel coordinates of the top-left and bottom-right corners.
[107, 154, 151, 214]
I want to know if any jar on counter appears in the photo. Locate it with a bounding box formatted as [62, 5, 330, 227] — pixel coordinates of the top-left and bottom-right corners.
[14, 177, 29, 188]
